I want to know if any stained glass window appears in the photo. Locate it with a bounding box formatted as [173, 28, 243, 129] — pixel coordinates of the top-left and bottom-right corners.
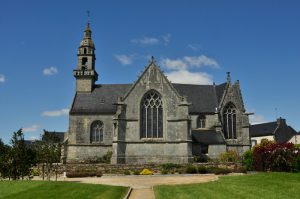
[90, 121, 104, 143]
[223, 103, 237, 139]
[141, 90, 163, 138]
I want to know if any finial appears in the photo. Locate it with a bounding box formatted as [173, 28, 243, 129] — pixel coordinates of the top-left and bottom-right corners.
[87, 10, 90, 23]
[150, 56, 156, 63]
[226, 72, 231, 83]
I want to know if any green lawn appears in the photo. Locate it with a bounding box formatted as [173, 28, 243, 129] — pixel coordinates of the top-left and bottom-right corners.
[154, 172, 300, 199]
[0, 181, 128, 199]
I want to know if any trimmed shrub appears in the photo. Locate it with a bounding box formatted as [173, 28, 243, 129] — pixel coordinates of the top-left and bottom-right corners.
[140, 169, 154, 175]
[161, 169, 168, 175]
[219, 150, 240, 163]
[124, 170, 131, 175]
[185, 165, 197, 174]
[243, 149, 253, 171]
[133, 170, 140, 175]
[66, 171, 102, 178]
[197, 165, 208, 174]
[207, 166, 231, 175]
[160, 163, 180, 174]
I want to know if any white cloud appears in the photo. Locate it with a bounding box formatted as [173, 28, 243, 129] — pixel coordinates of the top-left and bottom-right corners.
[131, 37, 160, 45]
[187, 44, 201, 51]
[166, 70, 213, 85]
[161, 58, 188, 70]
[43, 66, 58, 75]
[115, 54, 134, 65]
[184, 55, 219, 68]
[162, 34, 171, 45]
[42, 108, 69, 117]
[0, 74, 5, 83]
[161, 55, 219, 70]
[23, 124, 40, 133]
[249, 114, 269, 125]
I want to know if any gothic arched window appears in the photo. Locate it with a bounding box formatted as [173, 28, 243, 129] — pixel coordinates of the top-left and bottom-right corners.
[90, 121, 104, 143]
[141, 90, 163, 138]
[223, 103, 237, 139]
[197, 115, 206, 128]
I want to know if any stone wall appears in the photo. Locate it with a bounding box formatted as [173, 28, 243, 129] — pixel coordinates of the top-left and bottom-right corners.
[36, 162, 242, 175]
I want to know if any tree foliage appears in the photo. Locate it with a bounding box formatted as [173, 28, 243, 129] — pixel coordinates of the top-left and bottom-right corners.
[0, 129, 37, 180]
[36, 130, 61, 180]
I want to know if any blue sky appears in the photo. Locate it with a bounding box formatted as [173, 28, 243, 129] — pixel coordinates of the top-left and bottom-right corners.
[0, 0, 299, 143]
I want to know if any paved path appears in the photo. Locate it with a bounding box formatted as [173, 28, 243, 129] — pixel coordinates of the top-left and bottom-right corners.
[129, 188, 155, 199]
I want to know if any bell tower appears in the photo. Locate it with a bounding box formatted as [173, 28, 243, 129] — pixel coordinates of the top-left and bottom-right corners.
[73, 23, 98, 92]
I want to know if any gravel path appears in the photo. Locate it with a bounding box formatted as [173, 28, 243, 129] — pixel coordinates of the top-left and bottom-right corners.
[63, 174, 218, 199]
[34, 174, 218, 199]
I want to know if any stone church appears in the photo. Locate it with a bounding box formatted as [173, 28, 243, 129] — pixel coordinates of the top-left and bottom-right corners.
[64, 23, 251, 164]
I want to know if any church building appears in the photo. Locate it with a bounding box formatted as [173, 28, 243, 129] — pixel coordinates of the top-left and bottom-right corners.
[64, 23, 251, 164]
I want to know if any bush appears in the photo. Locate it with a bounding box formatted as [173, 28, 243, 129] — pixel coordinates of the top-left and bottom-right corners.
[243, 149, 253, 171]
[292, 153, 300, 172]
[30, 168, 40, 176]
[197, 165, 208, 174]
[219, 150, 240, 163]
[253, 142, 294, 172]
[66, 171, 102, 178]
[133, 170, 140, 175]
[185, 165, 197, 174]
[140, 169, 153, 175]
[207, 166, 231, 175]
[123, 170, 131, 175]
[160, 163, 180, 174]
[161, 169, 168, 175]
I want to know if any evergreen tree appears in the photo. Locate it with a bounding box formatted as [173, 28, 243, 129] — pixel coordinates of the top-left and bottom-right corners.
[10, 129, 36, 180]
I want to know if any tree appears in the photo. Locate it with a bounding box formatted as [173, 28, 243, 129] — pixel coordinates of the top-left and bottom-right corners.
[0, 139, 11, 179]
[36, 130, 61, 180]
[10, 129, 36, 180]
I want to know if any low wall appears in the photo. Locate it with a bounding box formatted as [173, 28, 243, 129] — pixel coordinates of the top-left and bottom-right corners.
[35, 162, 242, 175]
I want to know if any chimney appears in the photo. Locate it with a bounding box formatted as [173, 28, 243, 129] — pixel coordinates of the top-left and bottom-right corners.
[277, 117, 286, 126]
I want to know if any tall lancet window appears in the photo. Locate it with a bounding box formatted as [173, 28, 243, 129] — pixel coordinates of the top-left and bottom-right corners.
[90, 121, 104, 143]
[223, 103, 237, 139]
[197, 115, 206, 128]
[141, 90, 163, 138]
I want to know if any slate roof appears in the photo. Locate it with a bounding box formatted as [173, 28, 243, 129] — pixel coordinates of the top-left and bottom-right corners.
[71, 84, 131, 114]
[42, 131, 65, 143]
[249, 122, 278, 137]
[173, 84, 218, 113]
[192, 129, 226, 145]
[250, 119, 298, 144]
[215, 83, 227, 103]
[70, 83, 226, 115]
[275, 125, 298, 144]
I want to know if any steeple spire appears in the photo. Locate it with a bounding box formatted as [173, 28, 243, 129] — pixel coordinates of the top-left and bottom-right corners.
[73, 23, 98, 92]
[84, 22, 92, 38]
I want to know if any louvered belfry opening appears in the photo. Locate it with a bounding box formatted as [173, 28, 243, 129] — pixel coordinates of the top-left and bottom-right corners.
[141, 90, 163, 138]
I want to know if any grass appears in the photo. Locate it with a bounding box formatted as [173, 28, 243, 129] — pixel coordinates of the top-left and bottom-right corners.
[154, 172, 300, 199]
[0, 181, 128, 199]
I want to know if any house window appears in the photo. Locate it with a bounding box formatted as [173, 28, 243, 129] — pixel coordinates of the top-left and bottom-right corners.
[197, 115, 206, 128]
[90, 121, 104, 143]
[141, 90, 163, 138]
[223, 103, 237, 139]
